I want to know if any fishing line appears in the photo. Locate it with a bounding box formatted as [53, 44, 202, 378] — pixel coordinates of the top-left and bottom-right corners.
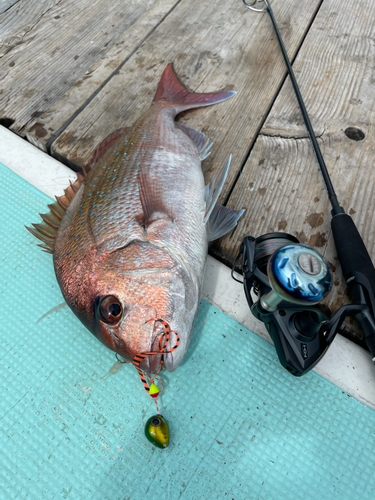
[132, 319, 180, 411]
[254, 236, 294, 263]
[115, 320, 179, 412]
[225, 0, 324, 210]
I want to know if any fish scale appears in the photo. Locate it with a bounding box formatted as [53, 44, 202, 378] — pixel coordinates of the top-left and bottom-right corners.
[27, 63, 244, 374]
[88, 116, 158, 251]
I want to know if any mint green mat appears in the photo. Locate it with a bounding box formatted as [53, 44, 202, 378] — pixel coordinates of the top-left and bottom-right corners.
[1, 162, 375, 500]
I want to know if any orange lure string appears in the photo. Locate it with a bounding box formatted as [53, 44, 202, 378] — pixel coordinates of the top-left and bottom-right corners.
[132, 319, 180, 411]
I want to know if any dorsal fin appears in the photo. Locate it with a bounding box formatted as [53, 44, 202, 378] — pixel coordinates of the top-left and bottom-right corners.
[25, 175, 85, 253]
[87, 127, 129, 169]
[26, 127, 130, 253]
[175, 122, 213, 160]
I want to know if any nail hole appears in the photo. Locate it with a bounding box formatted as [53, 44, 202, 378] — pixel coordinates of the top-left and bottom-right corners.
[344, 127, 365, 141]
[0, 118, 15, 128]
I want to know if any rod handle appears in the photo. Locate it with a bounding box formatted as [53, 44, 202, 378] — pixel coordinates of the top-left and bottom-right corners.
[331, 214, 375, 298]
[331, 213, 375, 357]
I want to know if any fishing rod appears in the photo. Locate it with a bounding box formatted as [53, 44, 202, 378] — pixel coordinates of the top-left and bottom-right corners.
[234, 0, 375, 374]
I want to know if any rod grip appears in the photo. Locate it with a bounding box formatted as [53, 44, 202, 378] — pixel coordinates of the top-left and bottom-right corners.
[331, 213, 375, 357]
[331, 214, 375, 291]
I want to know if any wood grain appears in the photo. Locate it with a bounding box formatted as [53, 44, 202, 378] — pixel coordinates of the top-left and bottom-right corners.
[24, 0, 180, 151]
[0, 1, 21, 15]
[0, 0, 58, 57]
[221, 0, 375, 338]
[50, 0, 322, 183]
[263, 0, 375, 140]
[0, 0, 165, 134]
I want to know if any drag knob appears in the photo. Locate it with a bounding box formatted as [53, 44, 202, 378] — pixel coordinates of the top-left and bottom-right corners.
[260, 244, 332, 311]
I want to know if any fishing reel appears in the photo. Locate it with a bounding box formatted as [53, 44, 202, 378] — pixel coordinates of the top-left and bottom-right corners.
[233, 233, 342, 376]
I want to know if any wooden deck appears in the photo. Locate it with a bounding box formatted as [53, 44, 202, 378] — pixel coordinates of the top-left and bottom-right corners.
[1, 0, 374, 344]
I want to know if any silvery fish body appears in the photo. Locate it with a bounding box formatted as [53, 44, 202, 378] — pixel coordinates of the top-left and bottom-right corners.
[27, 64, 243, 373]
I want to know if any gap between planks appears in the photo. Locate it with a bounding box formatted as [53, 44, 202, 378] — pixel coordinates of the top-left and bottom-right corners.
[0, 0, 178, 139]
[29, 0, 181, 151]
[48, 0, 322, 193]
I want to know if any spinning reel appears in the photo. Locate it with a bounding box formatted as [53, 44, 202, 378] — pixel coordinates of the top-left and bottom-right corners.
[234, 1, 375, 376]
[233, 233, 374, 376]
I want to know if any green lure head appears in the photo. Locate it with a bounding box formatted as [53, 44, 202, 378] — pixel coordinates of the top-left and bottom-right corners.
[144, 414, 169, 449]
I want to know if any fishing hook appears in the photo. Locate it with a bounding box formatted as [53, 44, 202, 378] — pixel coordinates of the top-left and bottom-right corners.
[115, 353, 128, 364]
[242, 0, 268, 13]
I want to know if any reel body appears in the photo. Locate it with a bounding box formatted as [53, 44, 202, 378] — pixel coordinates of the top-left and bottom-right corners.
[238, 233, 335, 376]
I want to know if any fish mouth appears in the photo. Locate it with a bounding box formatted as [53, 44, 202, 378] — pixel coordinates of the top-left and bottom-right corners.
[138, 318, 167, 374]
[111, 326, 162, 374]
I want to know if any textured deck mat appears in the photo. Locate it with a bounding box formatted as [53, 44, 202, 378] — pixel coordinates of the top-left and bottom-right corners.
[1, 162, 375, 500]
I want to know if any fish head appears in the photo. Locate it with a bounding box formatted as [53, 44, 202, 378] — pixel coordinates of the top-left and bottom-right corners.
[93, 245, 200, 374]
[93, 293, 166, 373]
[55, 241, 199, 374]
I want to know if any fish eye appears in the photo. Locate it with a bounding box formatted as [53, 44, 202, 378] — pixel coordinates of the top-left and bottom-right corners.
[98, 295, 123, 325]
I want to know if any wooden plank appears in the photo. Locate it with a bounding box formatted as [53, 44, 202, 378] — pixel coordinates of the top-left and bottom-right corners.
[50, 0, 322, 178]
[0, 0, 171, 134]
[0, 1, 20, 15]
[221, 0, 375, 340]
[24, 0, 180, 152]
[0, 0, 57, 57]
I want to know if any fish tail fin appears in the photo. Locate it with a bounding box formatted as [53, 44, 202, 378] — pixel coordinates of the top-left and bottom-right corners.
[153, 63, 235, 112]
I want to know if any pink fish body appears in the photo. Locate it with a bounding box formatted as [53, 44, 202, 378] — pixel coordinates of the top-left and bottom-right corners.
[27, 64, 243, 373]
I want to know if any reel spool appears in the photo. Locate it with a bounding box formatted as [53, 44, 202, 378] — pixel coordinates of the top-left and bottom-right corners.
[236, 232, 335, 376]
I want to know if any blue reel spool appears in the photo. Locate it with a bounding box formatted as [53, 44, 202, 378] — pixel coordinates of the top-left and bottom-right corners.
[263, 244, 332, 309]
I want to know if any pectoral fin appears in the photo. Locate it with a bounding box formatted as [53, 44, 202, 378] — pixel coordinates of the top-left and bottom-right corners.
[204, 155, 231, 222]
[138, 171, 172, 227]
[206, 205, 245, 242]
[204, 155, 245, 241]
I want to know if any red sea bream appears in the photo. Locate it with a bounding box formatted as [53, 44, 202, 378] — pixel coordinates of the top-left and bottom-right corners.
[27, 63, 244, 373]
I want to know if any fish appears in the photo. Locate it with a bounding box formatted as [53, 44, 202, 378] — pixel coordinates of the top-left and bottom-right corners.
[26, 63, 244, 374]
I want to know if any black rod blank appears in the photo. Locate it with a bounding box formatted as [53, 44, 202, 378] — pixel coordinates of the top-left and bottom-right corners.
[264, 0, 342, 213]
